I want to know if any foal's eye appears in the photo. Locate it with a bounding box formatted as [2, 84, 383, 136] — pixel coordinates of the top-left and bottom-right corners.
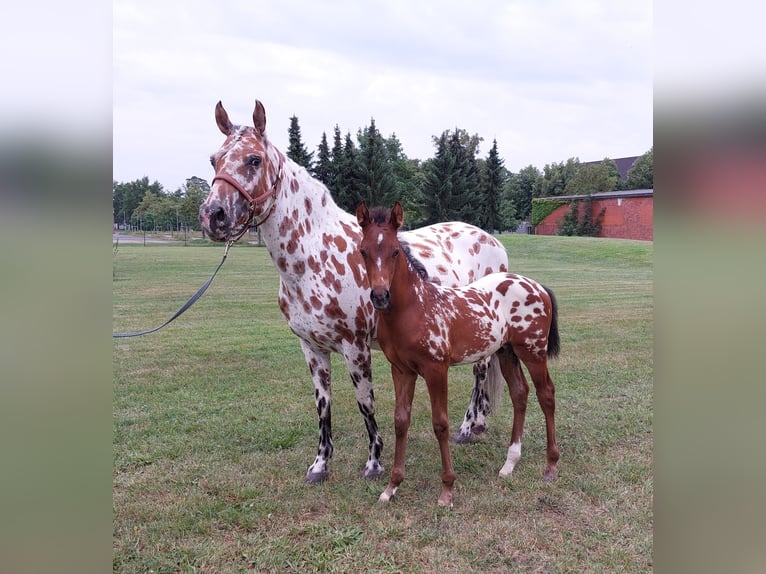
[209, 156, 216, 168]
[247, 155, 262, 167]
[392, 249, 399, 258]
[360, 249, 368, 259]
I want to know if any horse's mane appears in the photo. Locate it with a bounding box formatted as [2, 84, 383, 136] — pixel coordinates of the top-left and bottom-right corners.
[367, 206, 429, 281]
[400, 242, 429, 281]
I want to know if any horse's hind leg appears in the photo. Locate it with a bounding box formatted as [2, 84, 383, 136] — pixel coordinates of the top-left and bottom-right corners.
[496, 346, 529, 477]
[453, 357, 492, 443]
[345, 346, 385, 479]
[526, 361, 559, 481]
[300, 342, 334, 484]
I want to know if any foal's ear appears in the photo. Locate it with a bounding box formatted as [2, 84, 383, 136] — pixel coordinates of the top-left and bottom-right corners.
[253, 100, 267, 135]
[391, 202, 404, 230]
[215, 101, 234, 135]
[356, 202, 370, 228]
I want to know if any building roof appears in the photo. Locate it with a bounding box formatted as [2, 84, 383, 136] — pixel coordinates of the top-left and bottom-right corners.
[584, 156, 639, 180]
[539, 189, 653, 202]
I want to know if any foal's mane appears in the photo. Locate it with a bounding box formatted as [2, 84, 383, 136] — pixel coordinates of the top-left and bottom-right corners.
[367, 206, 429, 281]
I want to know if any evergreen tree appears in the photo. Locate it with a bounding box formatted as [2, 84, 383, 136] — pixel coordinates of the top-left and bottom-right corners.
[334, 132, 359, 213]
[314, 132, 332, 187]
[422, 133, 454, 225]
[446, 129, 482, 225]
[287, 115, 314, 170]
[480, 139, 506, 232]
[329, 125, 344, 195]
[355, 118, 396, 207]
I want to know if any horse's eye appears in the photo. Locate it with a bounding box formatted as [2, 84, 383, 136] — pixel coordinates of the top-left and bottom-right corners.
[360, 249, 368, 259]
[392, 249, 399, 258]
[247, 155, 262, 167]
[209, 155, 216, 168]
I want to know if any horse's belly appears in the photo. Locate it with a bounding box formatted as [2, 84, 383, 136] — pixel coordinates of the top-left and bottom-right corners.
[278, 282, 375, 352]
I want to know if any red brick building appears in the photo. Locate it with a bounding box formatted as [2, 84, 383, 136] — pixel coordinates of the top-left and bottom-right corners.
[534, 189, 653, 241]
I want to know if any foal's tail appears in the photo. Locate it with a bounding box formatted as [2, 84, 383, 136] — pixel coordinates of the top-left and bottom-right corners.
[485, 354, 505, 412]
[544, 286, 560, 359]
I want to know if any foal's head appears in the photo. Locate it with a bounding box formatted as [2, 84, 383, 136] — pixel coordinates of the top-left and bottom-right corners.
[356, 202, 405, 311]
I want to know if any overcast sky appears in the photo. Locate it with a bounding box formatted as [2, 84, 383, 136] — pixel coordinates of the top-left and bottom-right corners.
[113, 0, 653, 191]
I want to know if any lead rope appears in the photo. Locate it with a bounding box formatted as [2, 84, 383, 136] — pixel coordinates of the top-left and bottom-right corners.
[112, 240, 235, 338]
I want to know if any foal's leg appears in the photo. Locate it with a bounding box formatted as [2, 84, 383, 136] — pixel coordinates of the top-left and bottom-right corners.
[379, 366, 417, 503]
[423, 365, 456, 507]
[526, 360, 559, 481]
[496, 347, 530, 477]
[299, 341, 334, 484]
[344, 344, 385, 479]
[453, 357, 492, 444]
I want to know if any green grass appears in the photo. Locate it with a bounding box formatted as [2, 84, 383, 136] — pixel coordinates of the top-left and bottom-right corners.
[113, 234, 653, 573]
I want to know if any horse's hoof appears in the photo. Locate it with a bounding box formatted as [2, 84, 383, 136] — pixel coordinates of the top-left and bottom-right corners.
[451, 431, 476, 445]
[360, 464, 386, 480]
[305, 470, 329, 484]
[379, 485, 397, 503]
[542, 468, 558, 482]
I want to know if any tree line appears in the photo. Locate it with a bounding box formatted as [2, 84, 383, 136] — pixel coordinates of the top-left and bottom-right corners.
[113, 115, 653, 234]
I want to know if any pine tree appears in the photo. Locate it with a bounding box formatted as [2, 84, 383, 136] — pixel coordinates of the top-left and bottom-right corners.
[481, 139, 505, 232]
[314, 132, 332, 187]
[422, 133, 454, 225]
[334, 132, 359, 213]
[355, 118, 396, 207]
[287, 115, 314, 170]
[447, 130, 481, 225]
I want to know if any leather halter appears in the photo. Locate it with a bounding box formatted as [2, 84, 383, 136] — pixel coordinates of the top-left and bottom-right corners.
[211, 154, 284, 232]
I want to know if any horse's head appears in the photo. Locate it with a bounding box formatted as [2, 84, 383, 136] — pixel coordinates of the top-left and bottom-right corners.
[199, 100, 284, 241]
[356, 202, 405, 311]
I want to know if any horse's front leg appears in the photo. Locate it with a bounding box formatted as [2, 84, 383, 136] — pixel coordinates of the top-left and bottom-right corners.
[423, 364, 456, 507]
[344, 345, 385, 479]
[299, 341, 334, 484]
[379, 365, 417, 503]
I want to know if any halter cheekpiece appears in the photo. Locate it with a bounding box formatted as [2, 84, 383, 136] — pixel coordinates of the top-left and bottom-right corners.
[211, 155, 284, 233]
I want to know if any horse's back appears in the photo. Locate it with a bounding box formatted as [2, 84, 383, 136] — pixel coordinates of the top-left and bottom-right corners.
[400, 222, 508, 287]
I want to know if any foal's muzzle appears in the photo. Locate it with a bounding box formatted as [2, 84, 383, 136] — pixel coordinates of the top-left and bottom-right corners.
[370, 288, 390, 311]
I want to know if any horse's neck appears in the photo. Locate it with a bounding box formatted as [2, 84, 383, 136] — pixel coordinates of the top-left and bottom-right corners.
[388, 250, 430, 316]
[259, 159, 355, 271]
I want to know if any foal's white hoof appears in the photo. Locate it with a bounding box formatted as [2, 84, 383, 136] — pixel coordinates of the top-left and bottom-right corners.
[378, 487, 397, 503]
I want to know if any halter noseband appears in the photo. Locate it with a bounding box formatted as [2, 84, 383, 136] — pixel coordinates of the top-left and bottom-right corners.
[211, 154, 284, 232]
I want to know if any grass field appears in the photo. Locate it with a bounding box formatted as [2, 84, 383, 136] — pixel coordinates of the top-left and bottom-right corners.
[113, 233, 653, 573]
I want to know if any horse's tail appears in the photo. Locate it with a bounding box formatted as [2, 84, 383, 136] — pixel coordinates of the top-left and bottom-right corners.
[485, 353, 505, 412]
[544, 285, 560, 359]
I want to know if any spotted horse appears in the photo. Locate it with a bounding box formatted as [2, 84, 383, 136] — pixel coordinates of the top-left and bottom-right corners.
[357, 202, 560, 506]
[199, 100, 509, 483]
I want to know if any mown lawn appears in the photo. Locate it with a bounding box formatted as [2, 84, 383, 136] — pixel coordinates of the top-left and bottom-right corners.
[113, 233, 653, 573]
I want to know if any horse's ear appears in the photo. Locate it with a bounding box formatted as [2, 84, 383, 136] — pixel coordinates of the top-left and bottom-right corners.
[391, 202, 404, 230]
[356, 202, 370, 228]
[215, 101, 234, 135]
[253, 100, 267, 135]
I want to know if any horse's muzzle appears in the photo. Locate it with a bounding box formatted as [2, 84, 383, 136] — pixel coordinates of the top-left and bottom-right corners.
[199, 201, 231, 241]
[370, 289, 390, 311]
